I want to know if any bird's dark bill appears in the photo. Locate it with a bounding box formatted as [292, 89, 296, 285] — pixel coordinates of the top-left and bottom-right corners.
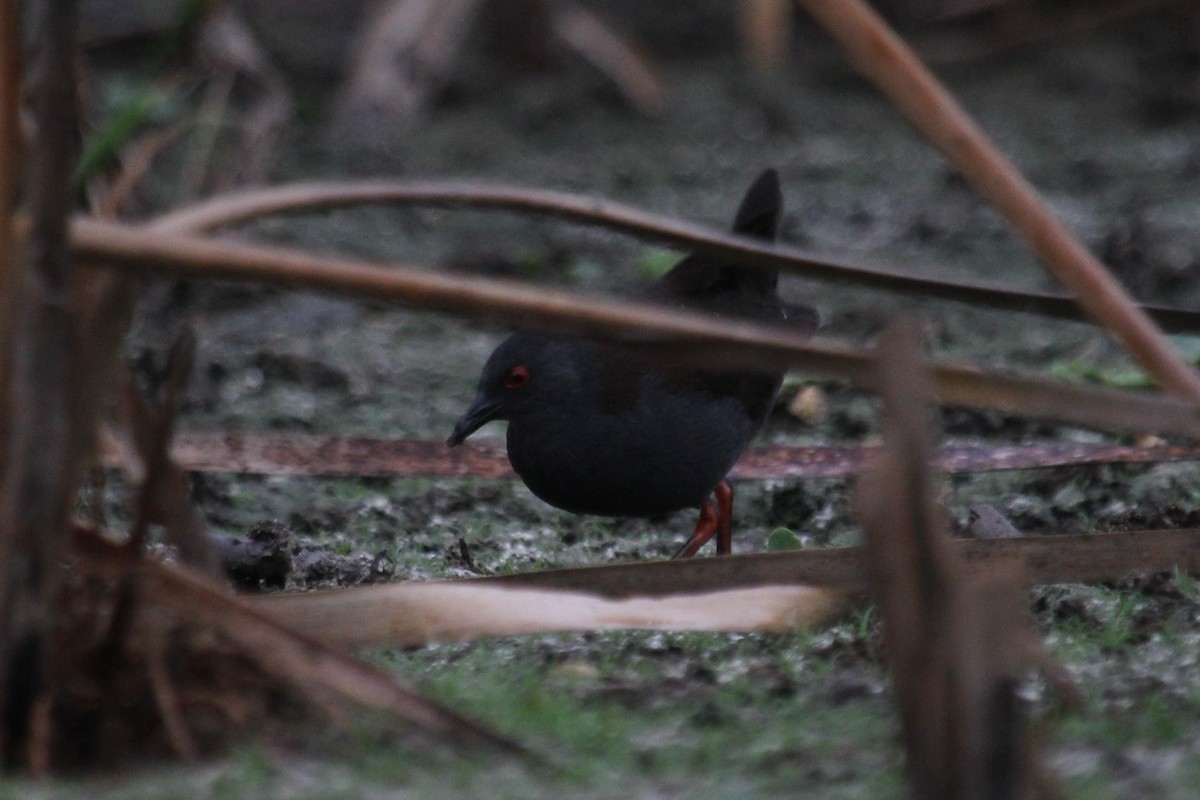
[446, 395, 504, 447]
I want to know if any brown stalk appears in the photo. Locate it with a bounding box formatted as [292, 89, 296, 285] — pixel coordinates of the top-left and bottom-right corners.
[472, 528, 1200, 598]
[105, 330, 218, 573]
[795, 0, 1200, 401]
[856, 319, 1054, 798]
[144, 634, 199, 761]
[125, 330, 194, 556]
[81, 120, 212, 574]
[0, 0, 82, 767]
[69, 217, 1200, 438]
[117, 373, 220, 573]
[94, 124, 188, 219]
[0, 0, 20, 487]
[739, 0, 792, 74]
[145, 179, 1200, 333]
[95, 431, 1200, 481]
[97, 329, 196, 668]
[552, 3, 664, 116]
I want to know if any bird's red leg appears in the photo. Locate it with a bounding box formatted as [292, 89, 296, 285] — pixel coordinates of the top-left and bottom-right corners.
[714, 479, 734, 555]
[671, 480, 735, 559]
[672, 499, 718, 560]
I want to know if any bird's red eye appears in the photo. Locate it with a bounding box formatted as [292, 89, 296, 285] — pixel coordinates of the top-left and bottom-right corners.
[503, 365, 530, 388]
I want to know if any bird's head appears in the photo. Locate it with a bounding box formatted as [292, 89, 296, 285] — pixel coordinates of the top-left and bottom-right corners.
[446, 333, 581, 447]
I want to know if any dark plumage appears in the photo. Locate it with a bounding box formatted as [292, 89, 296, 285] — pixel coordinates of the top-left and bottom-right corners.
[447, 169, 818, 557]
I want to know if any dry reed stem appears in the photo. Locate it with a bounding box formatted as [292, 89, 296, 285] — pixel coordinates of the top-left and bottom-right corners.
[95, 330, 196, 672]
[553, 3, 664, 115]
[858, 319, 967, 794]
[473, 528, 1200, 598]
[70, 217, 1200, 438]
[145, 634, 199, 761]
[0, 0, 81, 766]
[255, 583, 848, 650]
[857, 319, 1053, 798]
[0, 0, 19, 333]
[95, 124, 188, 219]
[740, 0, 792, 73]
[95, 431, 1200, 481]
[112, 360, 220, 573]
[795, 0, 1200, 401]
[145, 179, 1200, 333]
[0, 0, 22, 488]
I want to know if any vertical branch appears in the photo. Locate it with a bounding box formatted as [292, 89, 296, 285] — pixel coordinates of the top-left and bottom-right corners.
[0, 0, 22, 435]
[795, 0, 1200, 402]
[855, 321, 961, 799]
[0, 0, 80, 766]
[99, 329, 197, 667]
[740, 0, 792, 74]
[857, 319, 1060, 799]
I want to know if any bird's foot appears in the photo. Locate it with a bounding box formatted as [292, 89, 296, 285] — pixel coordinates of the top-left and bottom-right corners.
[671, 480, 735, 559]
[714, 479, 733, 555]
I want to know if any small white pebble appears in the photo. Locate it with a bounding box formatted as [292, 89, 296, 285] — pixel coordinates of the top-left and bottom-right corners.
[787, 384, 827, 424]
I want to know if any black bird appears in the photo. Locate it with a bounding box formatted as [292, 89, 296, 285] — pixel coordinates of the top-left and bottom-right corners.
[446, 169, 818, 557]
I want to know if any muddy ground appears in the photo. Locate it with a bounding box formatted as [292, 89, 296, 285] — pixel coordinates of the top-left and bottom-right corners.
[40, 5, 1200, 799]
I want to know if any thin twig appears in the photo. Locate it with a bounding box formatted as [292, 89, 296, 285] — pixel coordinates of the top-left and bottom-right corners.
[69, 217, 1200, 438]
[126, 328, 195, 556]
[94, 123, 189, 218]
[112, 358, 221, 574]
[177, 73, 233, 203]
[145, 633, 199, 761]
[99, 328, 196, 663]
[144, 179, 1200, 333]
[795, 0, 1200, 401]
[552, 3, 664, 115]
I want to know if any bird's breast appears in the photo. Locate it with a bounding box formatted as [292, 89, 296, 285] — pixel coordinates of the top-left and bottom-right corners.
[505, 386, 762, 517]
